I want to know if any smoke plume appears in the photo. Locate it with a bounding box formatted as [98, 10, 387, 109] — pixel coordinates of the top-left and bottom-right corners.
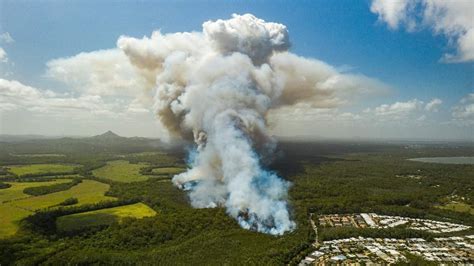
[117, 14, 381, 235]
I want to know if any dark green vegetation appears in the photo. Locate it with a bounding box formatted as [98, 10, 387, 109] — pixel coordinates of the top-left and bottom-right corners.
[56, 202, 157, 233]
[0, 133, 473, 265]
[0, 182, 11, 189]
[23, 179, 82, 196]
[6, 163, 78, 178]
[59, 197, 78, 206]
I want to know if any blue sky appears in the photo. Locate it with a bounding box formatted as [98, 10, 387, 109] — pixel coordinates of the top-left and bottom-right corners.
[0, 0, 472, 139]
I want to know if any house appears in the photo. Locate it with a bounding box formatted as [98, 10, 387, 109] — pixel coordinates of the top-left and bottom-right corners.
[330, 255, 347, 262]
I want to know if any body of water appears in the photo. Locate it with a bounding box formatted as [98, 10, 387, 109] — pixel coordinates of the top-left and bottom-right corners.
[408, 157, 474, 165]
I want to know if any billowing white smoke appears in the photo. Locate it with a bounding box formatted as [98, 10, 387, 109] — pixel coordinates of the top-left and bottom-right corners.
[117, 14, 382, 235]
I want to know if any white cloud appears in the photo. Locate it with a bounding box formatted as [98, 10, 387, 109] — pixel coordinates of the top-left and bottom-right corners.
[0, 33, 14, 72]
[273, 98, 446, 126]
[371, 99, 424, 118]
[0, 78, 116, 117]
[425, 98, 442, 112]
[270, 104, 361, 122]
[417, 114, 427, 121]
[0, 32, 14, 44]
[370, 0, 474, 62]
[452, 93, 474, 123]
[0, 32, 13, 64]
[371, 0, 412, 30]
[126, 98, 151, 114]
[0, 47, 7, 62]
[0, 78, 156, 121]
[271, 96, 473, 140]
[46, 49, 149, 96]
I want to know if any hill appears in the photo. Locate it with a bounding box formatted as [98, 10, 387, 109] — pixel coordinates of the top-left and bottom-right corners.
[0, 131, 169, 156]
[91, 130, 122, 140]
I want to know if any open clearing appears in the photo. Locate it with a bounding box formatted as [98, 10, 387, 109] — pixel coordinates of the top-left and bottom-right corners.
[40, 174, 83, 179]
[57, 202, 157, 232]
[92, 160, 149, 182]
[123, 151, 165, 157]
[0, 180, 115, 238]
[10, 153, 66, 157]
[0, 204, 32, 239]
[7, 164, 78, 176]
[151, 167, 185, 175]
[11, 180, 116, 211]
[438, 201, 474, 215]
[0, 179, 71, 203]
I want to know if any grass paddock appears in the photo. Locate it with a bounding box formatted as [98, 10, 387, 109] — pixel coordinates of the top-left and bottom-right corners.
[57, 202, 157, 232]
[92, 160, 150, 183]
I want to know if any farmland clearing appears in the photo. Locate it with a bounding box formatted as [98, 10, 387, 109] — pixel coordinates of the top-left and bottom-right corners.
[0, 179, 115, 238]
[0, 179, 71, 203]
[56, 202, 157, 232]
[11, 180, 115, 211]
[7, 164, 78, 177]
[92, 160, 150, 182]
[151, 167, 185, 176]
[438, 201, 474, 215]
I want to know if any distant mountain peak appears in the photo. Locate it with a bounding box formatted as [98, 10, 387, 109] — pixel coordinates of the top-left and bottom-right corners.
[94, 130, 122, 139]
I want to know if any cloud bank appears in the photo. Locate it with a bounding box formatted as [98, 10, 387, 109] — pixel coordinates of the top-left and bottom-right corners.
[0, 78, 123, 117]
[0, 78, 157, 137]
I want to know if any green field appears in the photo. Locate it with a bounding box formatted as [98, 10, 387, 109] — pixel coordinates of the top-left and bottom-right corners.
[0, 179, 71, 203]
[0, 204, 32, 239]
[7, 164, 78, 176]
[92, 160, 150, 183]
[40, 174, 82, 179]
[124, 152, 165, 157]
[11, 180, 115, 211]
[0, 180, 115, 238]
[57, 202, 157, 232]
[0, 179, 73, 238]
[10, 154, 65, 157]
[438, 202, 474, 215]
[151, 167, 185, 175]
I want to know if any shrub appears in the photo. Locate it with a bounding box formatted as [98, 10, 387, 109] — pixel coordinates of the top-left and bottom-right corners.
[23, 179, 82, 196]
[0, 182, 11, 189]
[59, 197, 78, 206]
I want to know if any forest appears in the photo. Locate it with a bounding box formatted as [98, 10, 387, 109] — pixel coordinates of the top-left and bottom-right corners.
[0, 134, 473, 265]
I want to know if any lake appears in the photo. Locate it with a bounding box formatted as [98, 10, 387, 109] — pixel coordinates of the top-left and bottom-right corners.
[408, 157, 474, 165]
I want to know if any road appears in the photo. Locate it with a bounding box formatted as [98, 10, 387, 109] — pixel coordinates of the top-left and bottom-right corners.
[309, 213, 319, 247]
